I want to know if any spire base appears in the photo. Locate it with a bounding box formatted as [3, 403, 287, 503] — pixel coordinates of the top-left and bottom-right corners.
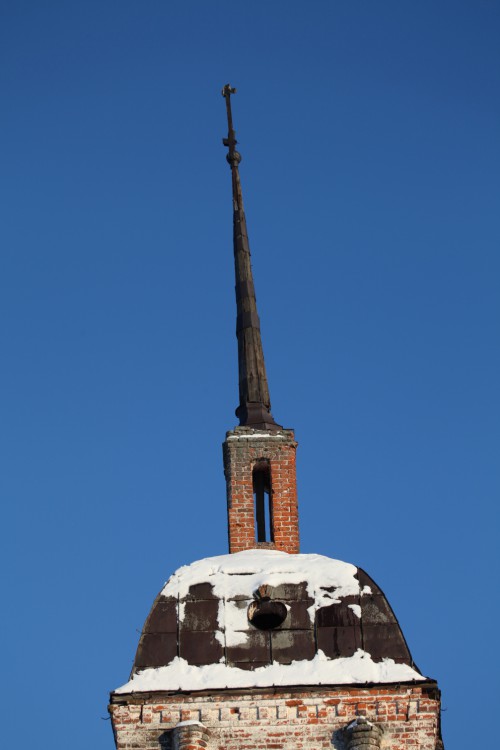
[236, 402, 283, 431]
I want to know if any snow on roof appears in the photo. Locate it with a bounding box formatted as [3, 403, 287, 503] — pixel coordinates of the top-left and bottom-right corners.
[161, 549, 360, 617]
[114, 650, 425, 694]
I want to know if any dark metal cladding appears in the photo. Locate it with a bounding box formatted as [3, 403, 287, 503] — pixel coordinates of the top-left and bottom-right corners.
[316, 625, 362, 659]
[253, 583, 315, 630]
[356, 568, 384, 595]
[184, 582, 218, 600]
[179, 630, 223, 666]
[356, 567, 416, 668]
[282, 599, 315, 630]
[135, 633, 177, 668]
[362, 623, 411, 662]
[226, 630, 271, 665]
[272, 629, 316, 663]
[178, 592, 223, 665]
[144, 597, 178, 633]
[316, 597, 361, 628]
[222, 84, 282, 430]
[182, 599, 220, 631]
[130, 572, 421, 675]
[361, 595, 398, 624]
[268, 581, 311, 600]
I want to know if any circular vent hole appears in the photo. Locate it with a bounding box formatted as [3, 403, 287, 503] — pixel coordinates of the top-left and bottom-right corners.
[248, 600, 287, 629]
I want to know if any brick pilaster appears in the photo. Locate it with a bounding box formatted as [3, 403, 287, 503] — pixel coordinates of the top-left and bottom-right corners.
[344, 718, 383, 750]
[173, 722, 210, 750]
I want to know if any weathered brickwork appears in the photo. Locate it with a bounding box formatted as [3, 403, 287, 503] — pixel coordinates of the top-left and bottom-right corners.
[223, 428, 299, 554]
[173, 722, 210, 750]
[110, 685, 442, 750]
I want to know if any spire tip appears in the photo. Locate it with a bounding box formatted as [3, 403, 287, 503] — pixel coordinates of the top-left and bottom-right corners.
[222, 84, 237, 97]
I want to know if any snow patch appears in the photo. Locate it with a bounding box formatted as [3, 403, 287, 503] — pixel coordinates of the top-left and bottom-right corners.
[223, 600, 251, 646]
[226, 434, 288, 441]
[348, 604, 361, 618]
[115, 650, 425, 694]
[347, 717, 374, 729]
[178, 601, 185, 622]
[161, 549, 360, 624]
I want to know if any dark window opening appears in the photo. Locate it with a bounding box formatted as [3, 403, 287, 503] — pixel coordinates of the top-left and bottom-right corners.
[248, 599, 287, 629]
[253, 461, 273, 543]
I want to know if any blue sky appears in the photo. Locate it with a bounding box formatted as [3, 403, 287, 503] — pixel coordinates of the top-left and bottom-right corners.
[1, 2, 498, 748]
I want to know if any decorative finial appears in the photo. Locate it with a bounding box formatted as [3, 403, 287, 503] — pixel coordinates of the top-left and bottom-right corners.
[222, 84, 242, 167]
[221, 83, 237, 97]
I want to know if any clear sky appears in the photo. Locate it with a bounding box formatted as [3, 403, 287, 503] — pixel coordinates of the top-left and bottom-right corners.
[1, 2, 498, 748]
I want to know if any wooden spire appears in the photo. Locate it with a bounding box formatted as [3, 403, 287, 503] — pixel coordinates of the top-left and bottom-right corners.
[222, 84, 281, 430]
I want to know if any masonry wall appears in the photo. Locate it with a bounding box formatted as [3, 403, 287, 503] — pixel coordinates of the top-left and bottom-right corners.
[223, 427, 299, 554]
[110, 684, 442, 750]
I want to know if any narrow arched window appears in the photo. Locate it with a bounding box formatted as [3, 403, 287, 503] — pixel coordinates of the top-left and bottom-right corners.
[253, 460, 273, 542]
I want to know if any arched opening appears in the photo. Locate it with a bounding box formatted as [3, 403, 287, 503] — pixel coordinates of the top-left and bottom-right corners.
[252, 460, 273, 543]
[248, 599, 287, 629]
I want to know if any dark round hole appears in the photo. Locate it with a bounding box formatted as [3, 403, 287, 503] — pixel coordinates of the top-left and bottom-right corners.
[248, 600, 287, 629]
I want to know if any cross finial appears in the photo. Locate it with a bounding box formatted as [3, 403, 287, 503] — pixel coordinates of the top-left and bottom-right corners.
[222, 84, 240, 166]
[222, 83, 237, 97]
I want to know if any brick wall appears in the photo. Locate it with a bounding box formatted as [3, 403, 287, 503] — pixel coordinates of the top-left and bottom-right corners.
[110, 684, 442, 750]
[223, 427, 299, 554]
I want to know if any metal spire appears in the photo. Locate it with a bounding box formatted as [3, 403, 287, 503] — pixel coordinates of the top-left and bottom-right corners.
[222, 84, 281, 430]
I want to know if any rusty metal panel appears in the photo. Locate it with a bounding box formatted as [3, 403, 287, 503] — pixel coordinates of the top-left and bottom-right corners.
[362, 623, 411, 662]
[316, 626, 361, 658]
[182, 599, 219, 631]
[185, 583, 217, 600]
[281, 600, 314, 630]
[361, 594, 397, 624]
[316, 597, 360, 628]
[226, 630, 271, 664]
[135, 633, 177, 668]
[269, 581, 310, 600]
[356, 568, 383, 596]
[179, 631, 223, 665]
[145, 597, 178, 633]
[271, 629, 316, 663]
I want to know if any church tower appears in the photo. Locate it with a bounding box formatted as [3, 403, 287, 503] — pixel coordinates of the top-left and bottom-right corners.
[109, 87, 445, 750]
[221, 83, 299, 558]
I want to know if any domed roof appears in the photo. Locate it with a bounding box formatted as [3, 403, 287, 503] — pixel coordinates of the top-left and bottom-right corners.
[115, 550, 424, 694]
